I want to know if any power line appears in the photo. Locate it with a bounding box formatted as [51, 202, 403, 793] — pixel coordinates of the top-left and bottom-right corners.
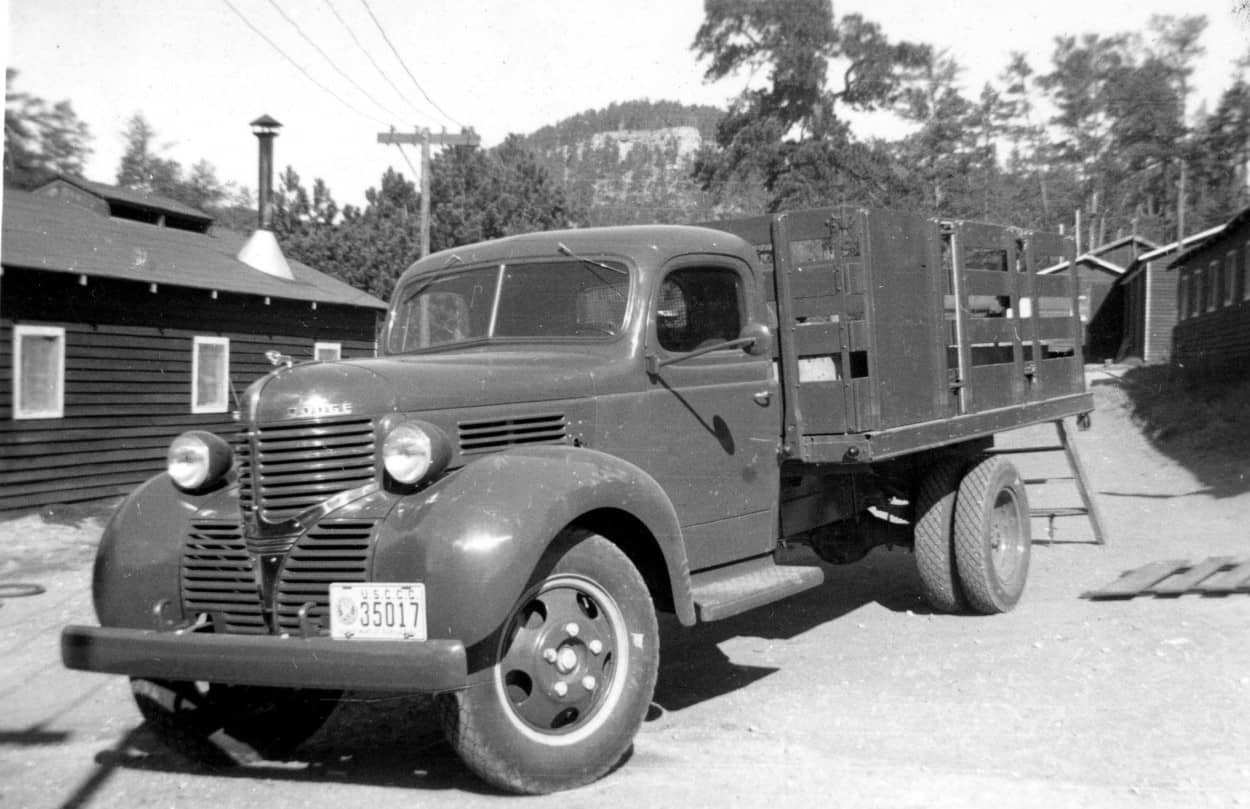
[221, 0, 389, 127]
[393, 140, 422, 181]
[322, 0, 436, 125]
[358, 0, 463, 130]
[264, 0, 408, 124]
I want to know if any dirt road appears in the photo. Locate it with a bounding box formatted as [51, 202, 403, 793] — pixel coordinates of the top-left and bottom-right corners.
[2, 369, 1248, 808]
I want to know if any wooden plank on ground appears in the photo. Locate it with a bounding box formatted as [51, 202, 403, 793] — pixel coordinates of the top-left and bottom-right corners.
[1194, 560, 1250, 594]
[1148, 557, 1239, 595]
[1083, 560, 1188, 599]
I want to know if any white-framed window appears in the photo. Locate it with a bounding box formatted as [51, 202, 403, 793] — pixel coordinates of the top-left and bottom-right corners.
[1206, 260, 1219, 312]
[191, 336, 230, 414]
[314, 341, 342, 362]
[13, 325, 66, 420]
[1226, 250, 1237, 305]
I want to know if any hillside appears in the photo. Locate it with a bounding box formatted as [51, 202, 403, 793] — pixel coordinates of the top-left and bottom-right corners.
[517, 100, 726, 226]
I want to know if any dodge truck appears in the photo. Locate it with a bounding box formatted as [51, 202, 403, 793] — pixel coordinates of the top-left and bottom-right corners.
[63, 207, 1093, 793]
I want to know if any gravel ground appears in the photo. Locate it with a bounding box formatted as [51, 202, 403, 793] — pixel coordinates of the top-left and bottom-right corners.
[1, 367, 1248, 809]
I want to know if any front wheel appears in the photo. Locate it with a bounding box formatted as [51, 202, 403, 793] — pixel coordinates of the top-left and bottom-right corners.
[437, 532, 659, 794]
[953, 455, 1032, 614]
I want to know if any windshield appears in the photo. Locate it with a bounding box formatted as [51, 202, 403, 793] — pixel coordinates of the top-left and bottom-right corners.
[385, 259, 630, 353]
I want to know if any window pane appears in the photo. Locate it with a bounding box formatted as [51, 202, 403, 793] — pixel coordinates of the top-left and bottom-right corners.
[1227, 252, 1237, 305]
[389, 267, 497, 351]
[495, 262, 628, 338]
[657, 268, 743, 352]
[195, 342, 227, 410]
[315, 343, 341, 361]
[19, 334, 60, 414]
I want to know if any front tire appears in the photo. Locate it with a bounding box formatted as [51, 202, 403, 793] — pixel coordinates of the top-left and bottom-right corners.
[438, 531, 659, 794]
[953, 455, 1032, 614]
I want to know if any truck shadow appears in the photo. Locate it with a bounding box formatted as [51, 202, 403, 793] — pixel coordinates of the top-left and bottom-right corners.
[653, 549, 925, 712]
[77, 703, 496, 799]
[79, 551, 926, 798]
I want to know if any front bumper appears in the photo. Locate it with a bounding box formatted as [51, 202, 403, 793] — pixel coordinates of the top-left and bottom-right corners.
[62, 625, 467, 692]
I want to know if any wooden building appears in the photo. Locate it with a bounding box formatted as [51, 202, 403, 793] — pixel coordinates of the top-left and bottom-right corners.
[1037, 236, 1156, 362]
[1, 180, 387, 513]
[1116, 226, 1224, 363]
[1171, 206, 1250, 370]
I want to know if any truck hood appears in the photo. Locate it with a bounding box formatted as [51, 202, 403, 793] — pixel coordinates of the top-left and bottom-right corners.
[249, 350, 601, 422]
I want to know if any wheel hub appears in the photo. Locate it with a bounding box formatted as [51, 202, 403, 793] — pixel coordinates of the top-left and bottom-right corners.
[496, 576, 622, 735]
[989, 489, 1023, 580]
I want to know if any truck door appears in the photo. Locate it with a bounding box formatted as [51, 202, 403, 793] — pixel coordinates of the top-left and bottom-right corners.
[635, 259, 781, 571]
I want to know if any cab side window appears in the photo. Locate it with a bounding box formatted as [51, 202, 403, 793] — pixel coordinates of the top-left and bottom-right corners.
[657, 268, 743, 353]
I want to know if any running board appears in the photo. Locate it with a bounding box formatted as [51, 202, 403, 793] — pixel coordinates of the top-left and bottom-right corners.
[690, 556, 824, 622]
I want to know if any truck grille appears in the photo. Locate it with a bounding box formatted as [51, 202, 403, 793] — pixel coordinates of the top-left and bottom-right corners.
[182, 520, 265, 634]
[237, 417, 377, 521]
[180, 518, 374, 635]
[275, 520, 373, 632]
[458, 413, 567, 454]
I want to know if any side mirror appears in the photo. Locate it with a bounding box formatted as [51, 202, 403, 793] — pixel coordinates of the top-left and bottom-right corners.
[740, 322, 774, 357]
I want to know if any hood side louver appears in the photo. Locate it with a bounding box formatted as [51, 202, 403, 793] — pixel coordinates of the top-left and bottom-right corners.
[458, 413, 568, 455]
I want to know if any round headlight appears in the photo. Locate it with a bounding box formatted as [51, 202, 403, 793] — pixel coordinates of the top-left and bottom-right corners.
[167, 431, 233, 492]
[382, 421, 450, 486]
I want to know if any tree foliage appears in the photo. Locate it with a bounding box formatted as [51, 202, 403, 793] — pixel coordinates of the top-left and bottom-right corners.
[691, 0, 927, 212]
[114, 111, 251, 226]
[4, 69, 92, 189]
[272, 137, 577, 300]
[688, 3, 1243, 241]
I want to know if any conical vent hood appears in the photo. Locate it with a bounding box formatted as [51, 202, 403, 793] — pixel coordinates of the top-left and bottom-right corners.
[237, 114, 294, 280]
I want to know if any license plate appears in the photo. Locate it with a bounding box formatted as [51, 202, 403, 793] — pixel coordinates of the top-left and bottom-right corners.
[329, 583, 427, 640]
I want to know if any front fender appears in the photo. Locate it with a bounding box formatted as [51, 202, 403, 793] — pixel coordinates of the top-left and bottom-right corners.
[93, 474, 229, 629]
[372, 446, 692, 657]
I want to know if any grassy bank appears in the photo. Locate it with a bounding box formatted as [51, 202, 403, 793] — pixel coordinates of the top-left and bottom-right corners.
[1115, 363, 1250, 461]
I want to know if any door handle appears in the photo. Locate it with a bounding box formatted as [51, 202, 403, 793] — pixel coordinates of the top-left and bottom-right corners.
[753, 390, 772, 406]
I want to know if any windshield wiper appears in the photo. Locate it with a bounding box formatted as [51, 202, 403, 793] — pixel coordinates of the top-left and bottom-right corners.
[557, 242, 628, 301]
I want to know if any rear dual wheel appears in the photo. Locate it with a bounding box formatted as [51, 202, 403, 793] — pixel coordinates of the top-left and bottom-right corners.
[438, 532, 659, 794]
[913, 454, 1031, 614]
[954, 455, 1032, 614]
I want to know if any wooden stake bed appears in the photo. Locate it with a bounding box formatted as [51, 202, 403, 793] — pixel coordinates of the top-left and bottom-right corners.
[704, 208, 1094, 463]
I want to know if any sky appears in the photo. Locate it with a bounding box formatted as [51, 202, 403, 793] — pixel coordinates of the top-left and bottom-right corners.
[5, 0, 1250, 210]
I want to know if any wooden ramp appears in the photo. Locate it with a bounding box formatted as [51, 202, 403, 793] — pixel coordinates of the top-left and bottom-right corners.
[991, 418, 1107, 545]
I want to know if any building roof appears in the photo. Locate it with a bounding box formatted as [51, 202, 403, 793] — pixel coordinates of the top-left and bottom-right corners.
[1038, 253, 1124, 276]
[1117, 224, 1227, 283]
[2, 188, 386, 310]
[40, 175, 214, 224]
[1087, 233, 1158, 258]
[1169, 205, 1250, 268]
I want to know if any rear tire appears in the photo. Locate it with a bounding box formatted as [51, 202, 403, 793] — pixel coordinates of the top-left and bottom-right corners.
[913, 458, 969, 613]
[437, 532, 659, 794]
[953, 455, 1032, 614]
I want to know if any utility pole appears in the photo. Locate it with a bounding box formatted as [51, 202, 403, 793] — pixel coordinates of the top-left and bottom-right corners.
[377, 127, 481, 257]
[1177, 159, 1188, 241]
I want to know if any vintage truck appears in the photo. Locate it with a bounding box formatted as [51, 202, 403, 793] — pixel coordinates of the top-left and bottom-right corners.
[63, 207, 1092, 794]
